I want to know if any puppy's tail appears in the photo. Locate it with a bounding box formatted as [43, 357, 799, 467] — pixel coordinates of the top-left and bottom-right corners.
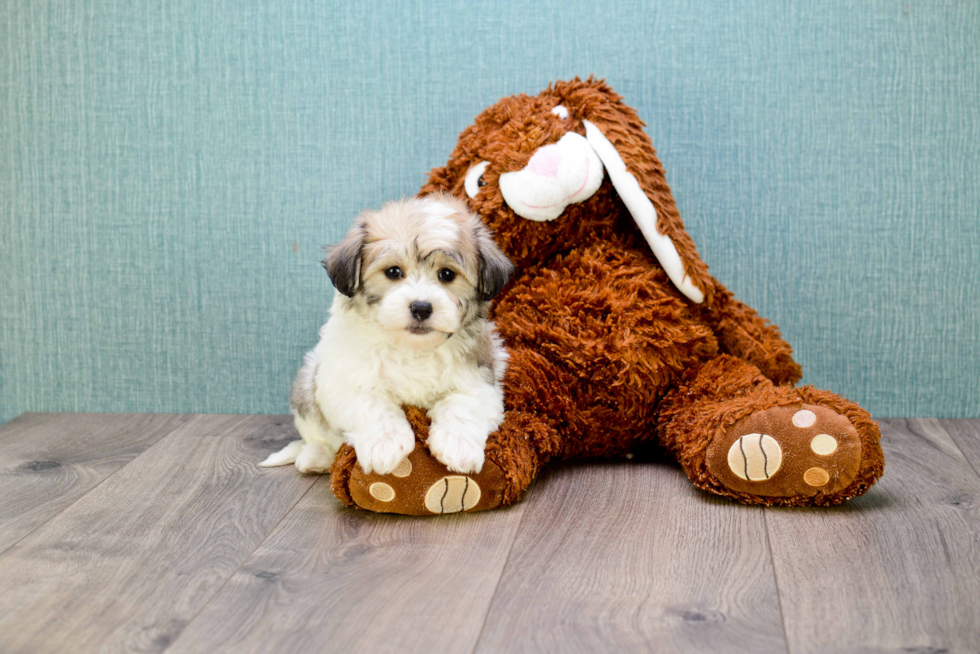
[259, 440, 304, 467]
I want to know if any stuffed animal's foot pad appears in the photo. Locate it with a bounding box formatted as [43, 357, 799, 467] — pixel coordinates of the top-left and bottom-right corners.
[707, 404, 863, 498]
[346, 443, 507, 515]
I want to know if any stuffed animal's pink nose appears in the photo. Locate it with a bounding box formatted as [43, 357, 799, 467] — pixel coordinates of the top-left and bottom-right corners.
[527, 145, 562, 178]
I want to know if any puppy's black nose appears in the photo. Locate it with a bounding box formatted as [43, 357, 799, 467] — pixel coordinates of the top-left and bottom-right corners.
[410, 301, 433, 322]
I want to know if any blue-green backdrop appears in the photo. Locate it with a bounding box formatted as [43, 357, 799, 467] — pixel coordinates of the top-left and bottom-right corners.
[2, 1, 978, 423]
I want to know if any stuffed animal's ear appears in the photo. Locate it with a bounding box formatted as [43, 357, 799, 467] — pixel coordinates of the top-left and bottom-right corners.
[421, 165, 455, 195]
[322, 224, 364, 297]
[560, 79, 715, 304]
[475, 225, 514, 301]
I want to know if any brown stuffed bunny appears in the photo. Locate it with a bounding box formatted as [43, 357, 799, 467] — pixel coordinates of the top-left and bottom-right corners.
[330, 77, 884, 514]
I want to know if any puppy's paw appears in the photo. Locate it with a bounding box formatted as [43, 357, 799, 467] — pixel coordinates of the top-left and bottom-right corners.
[350, 423, 415, 475]
[427, 422, 487, 474]
[294, 441, 335, 474]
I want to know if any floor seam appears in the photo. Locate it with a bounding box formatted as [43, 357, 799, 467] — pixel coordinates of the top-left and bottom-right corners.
[763, 507, 794, 654]
[930, 419, 980, 483]
[468, 477, 538, 654]
[0, 414, 197, 558]
[158, 474, 321, 654]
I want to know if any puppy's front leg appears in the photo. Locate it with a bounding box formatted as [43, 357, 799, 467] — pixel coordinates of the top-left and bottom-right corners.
[321, 390, 415, 475]
[427, 379, 505, 474]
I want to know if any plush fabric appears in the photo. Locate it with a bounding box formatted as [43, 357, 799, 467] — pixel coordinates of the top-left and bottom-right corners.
[331, 79, 885, 514]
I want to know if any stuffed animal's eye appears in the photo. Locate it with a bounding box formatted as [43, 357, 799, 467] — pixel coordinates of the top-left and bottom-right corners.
[385, 266, 403, 280]
[464, 161, 491, 199]
[438, 268, 456, 283]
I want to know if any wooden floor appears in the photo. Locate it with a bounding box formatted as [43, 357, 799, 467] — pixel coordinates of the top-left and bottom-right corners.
[0, 414, 978, 653]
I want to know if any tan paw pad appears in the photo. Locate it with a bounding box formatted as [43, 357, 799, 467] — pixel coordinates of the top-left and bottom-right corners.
[804, 467, 831, 487]
[424, 476, 481, 514]
[369, 482, 395, 502]
[810, 434, 838, 455]
[792, 409, 817, 428]
[727, 433, 783, 481]
[391, 458, 412, 478]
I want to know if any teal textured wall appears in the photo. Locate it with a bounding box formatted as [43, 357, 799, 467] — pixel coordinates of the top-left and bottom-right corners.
[2, 1, 978, 423]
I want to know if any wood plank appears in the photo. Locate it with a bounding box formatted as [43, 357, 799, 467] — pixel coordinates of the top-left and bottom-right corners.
[474, 460, 787, 654]
[0, 414, 315, 654]
[765, 418, 980, 654]
[941, 419, 980, 480]
[165, 477, 531, 654]
[0, 412, 192, 553]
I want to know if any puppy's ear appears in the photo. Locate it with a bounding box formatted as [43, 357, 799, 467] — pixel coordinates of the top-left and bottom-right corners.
[475, 226, 514, 301]
[323, 224, 364, 297]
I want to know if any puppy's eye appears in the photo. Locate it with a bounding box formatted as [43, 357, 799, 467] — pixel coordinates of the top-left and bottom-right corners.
[464, 161, 490, 199]
[438, 268, 456, 283]
[384, 266, 403, 280]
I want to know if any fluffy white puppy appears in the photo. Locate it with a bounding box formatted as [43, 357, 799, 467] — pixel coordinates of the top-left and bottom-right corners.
[261, 193, 513, 476]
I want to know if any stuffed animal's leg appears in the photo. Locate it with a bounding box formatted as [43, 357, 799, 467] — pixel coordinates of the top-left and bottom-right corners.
[330, 407, 556, 515]
[657, 355, 884, 506]
[693, 287, 802, 386]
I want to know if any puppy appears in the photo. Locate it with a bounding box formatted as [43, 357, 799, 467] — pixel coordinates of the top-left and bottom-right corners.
[261, 193, 514, 476]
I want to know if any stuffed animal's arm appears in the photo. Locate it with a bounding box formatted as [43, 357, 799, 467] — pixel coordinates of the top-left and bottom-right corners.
[694, 286, 802, 385]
